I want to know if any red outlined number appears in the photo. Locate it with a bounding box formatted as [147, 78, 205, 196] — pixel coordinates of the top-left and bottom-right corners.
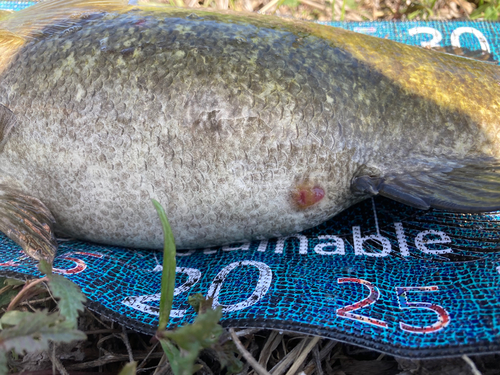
[395, 286, 450, 334]
[0, 252, 29, 266]
[337, 278, 450, 333]
[336, 278, 389, 328]
[0, 250, 103, 275]
[53, 252, 103, 275]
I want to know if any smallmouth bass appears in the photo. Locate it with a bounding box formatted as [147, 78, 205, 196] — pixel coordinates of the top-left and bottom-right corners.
[1, 0, 500, 262]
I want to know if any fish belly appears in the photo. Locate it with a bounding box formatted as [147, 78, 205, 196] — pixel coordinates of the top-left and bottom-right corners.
[0, 11, 360, 248]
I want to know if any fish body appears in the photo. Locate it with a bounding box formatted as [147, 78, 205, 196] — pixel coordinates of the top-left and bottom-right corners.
[1, 0, 500, 260]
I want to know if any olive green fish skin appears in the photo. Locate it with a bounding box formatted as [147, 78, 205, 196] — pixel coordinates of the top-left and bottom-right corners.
[0, 9, 498, 249]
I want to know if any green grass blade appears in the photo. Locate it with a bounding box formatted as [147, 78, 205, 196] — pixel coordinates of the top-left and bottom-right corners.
[0, 351, 7, 375]
[118, 361, 137, 375]
[160, 339, 182, 374]
[151, 199, 177, 332]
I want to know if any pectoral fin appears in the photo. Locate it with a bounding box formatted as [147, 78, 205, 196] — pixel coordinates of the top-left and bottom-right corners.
[0, 185, 57, 263]
[353, 162, 500, 213]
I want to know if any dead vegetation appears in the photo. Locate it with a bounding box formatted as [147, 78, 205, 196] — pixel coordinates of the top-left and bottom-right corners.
[5, 293, 500, 375]
[141, 0, 479, 22]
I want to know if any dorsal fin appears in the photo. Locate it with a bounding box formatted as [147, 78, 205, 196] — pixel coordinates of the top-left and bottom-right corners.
[0, 29, 26, 71]
[0, 0, 130, 39]
[0, 0, 130, 72]
[430, 45, 498, 64]
[0, 10, 13, 22]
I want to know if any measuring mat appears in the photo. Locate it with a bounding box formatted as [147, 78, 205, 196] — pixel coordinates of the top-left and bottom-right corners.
[0, 196, 499, 358]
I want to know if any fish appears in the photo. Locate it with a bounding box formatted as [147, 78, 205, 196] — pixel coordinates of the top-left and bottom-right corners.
[1, 0, 500, 263]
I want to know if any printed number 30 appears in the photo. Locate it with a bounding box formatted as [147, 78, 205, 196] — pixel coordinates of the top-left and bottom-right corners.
[337, 278, 450, 334]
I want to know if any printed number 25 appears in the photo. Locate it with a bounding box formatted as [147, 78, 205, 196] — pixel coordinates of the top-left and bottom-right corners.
[337, 278, 450, 334]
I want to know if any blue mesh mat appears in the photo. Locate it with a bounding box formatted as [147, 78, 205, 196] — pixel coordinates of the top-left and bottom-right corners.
[0, 4, 499, 358]
[0, 1, 38, 10]
[322, 21, 500, 63]
[1, 196, 499, 358]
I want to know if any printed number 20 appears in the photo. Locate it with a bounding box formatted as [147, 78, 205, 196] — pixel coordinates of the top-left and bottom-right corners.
[122, 261, 272, 318]
[337, 278, 450, 334]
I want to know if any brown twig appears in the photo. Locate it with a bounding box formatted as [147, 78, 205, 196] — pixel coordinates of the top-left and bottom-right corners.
[121, 325, 135, 363]
[462, 355, 482, 375]
[197, 358, 214, 375]
[285, 336, 320, 375]
[85, 308, 112, 329]
[19, 296, 54, 306]
[298, 338, 338, 375]
[152, 354, 170, 375]
[258, 330, 282, 368]
[270, 337, 308, 375]
[84, 329, 122, 335]
[299, 0, 327, 10]
[311, 342, 323, 375]
[137, 341, 160, 370]
[230, 328, 271, 375]
[11, 372, 116, 375]
[259, 0, 279, 13]
[220, 327, 262, 345]
[49, 343, 69, 375]
[6, 277, 48, 311]
[67, 352, 164, 370]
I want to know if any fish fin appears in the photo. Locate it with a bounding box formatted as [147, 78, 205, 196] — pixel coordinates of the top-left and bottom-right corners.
[354, 162, 500, 212]
[0, 10, 13, 22]
[0, 184, 57, 263]
[430, 46, 497, 64]
[0, 29, 26, 70]
[0, 0, 130, 39]
[353, 175, 430, 210]
[0, 104, 16, 150]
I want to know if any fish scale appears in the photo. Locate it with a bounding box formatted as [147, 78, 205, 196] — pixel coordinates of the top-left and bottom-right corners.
[0, 0, 499, 262]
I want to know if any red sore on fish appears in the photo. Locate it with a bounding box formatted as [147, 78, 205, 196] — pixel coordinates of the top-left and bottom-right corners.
[292, 184, 325, 209]
[134, 19, 147, 27]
